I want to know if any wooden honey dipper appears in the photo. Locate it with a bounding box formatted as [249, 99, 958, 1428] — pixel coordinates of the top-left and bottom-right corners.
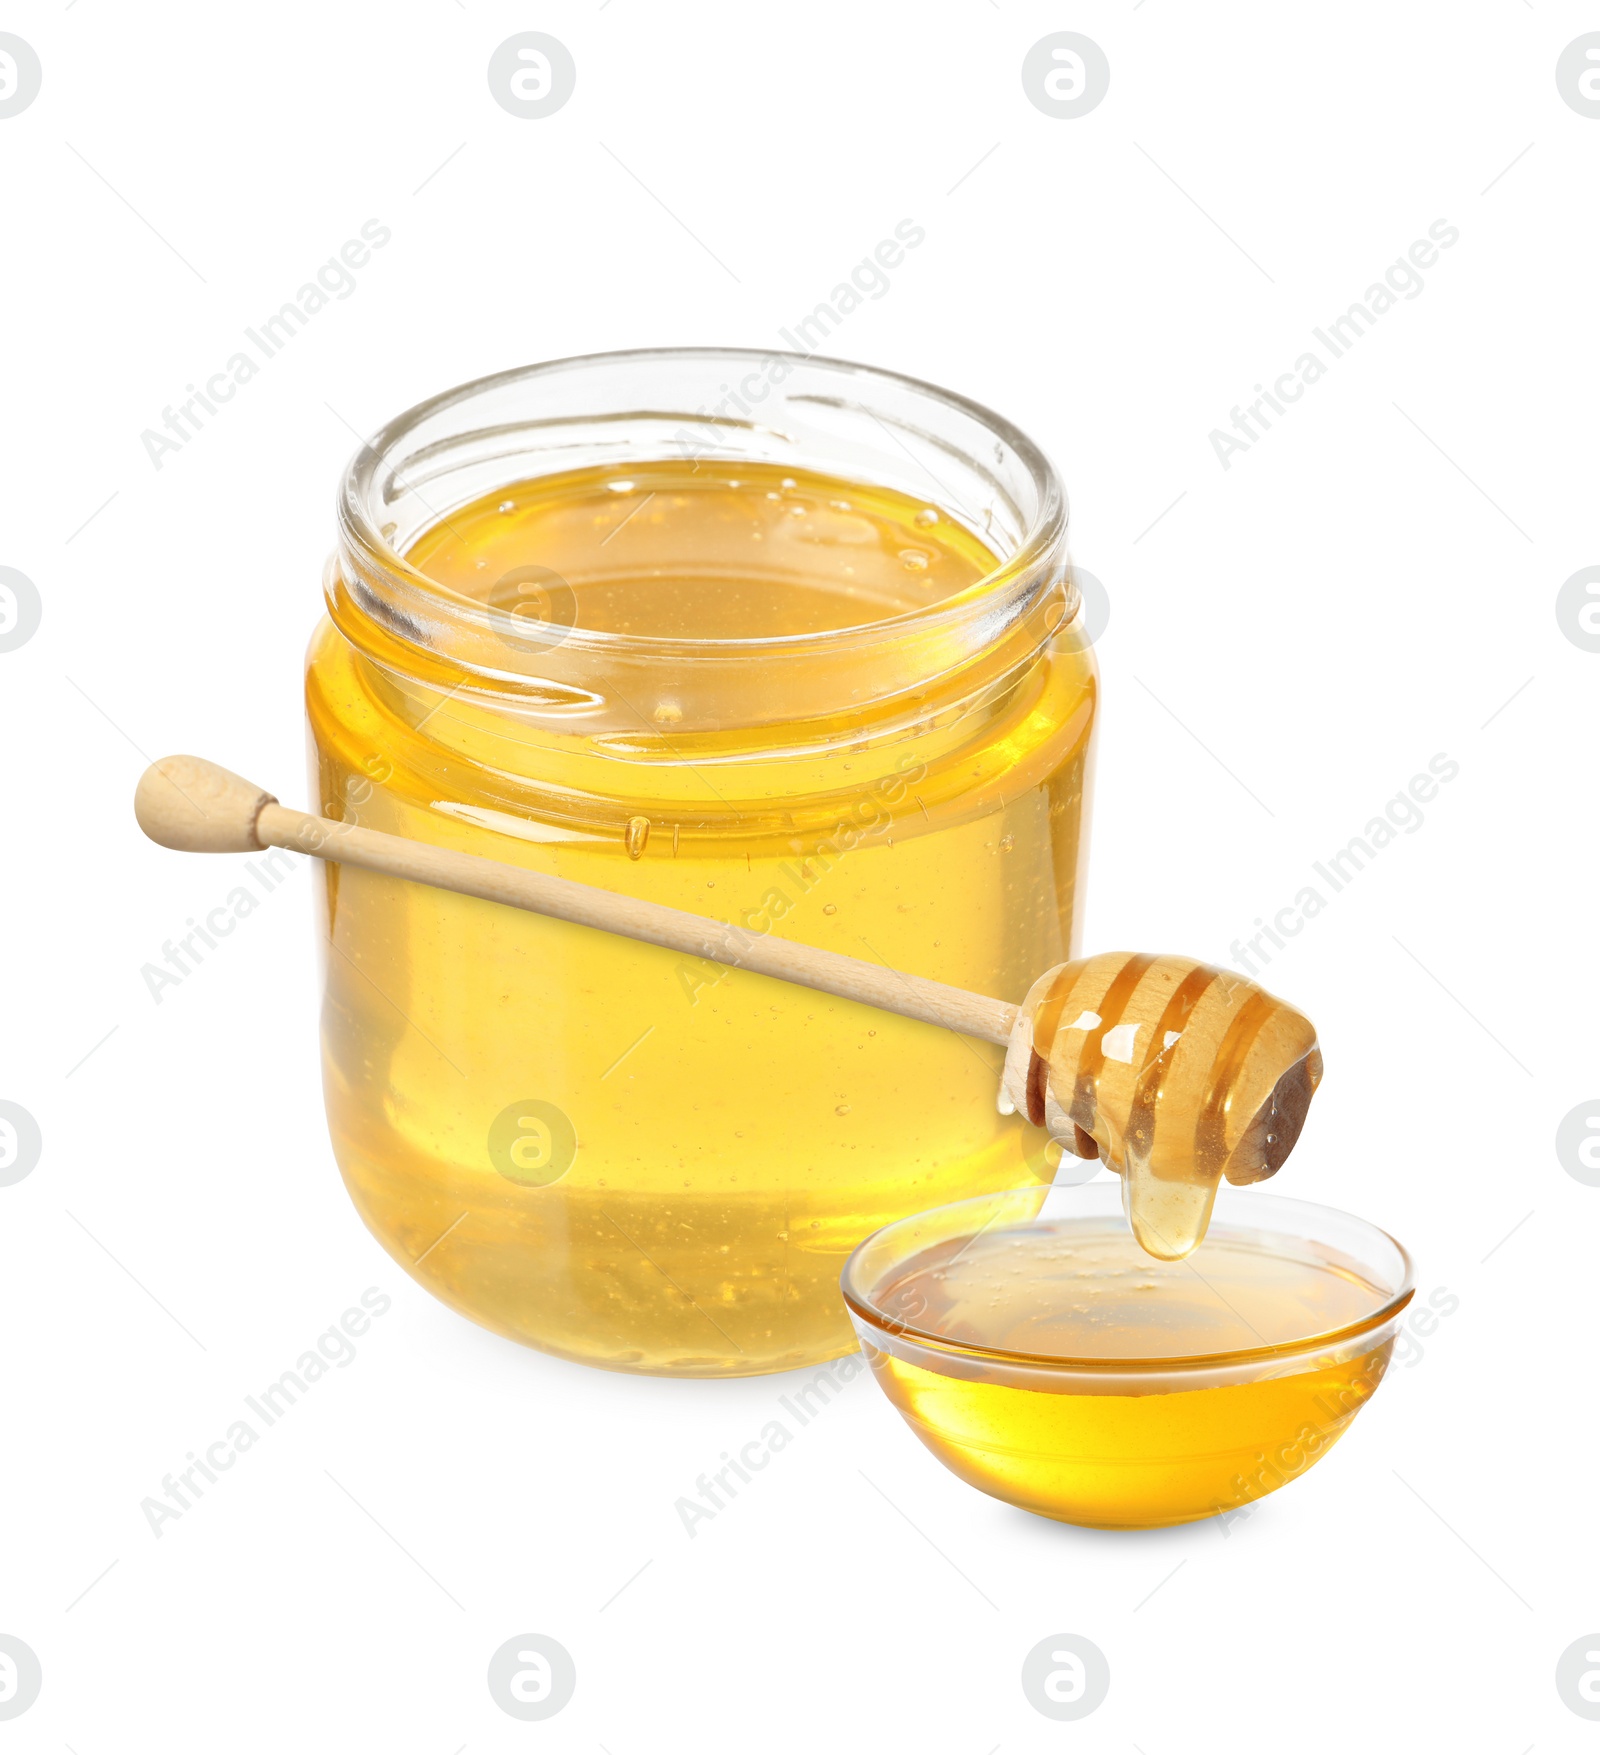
[134, 756, 1323, 1215]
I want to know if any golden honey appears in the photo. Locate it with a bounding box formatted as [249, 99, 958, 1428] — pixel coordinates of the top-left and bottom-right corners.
[1001, 953, 1323, 1260]
[844, 1187, 1411, 1528]
[308, 364, 1095, 1379]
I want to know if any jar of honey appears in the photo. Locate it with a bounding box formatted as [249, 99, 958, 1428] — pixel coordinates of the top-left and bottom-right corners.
[305, 349, 1098, 1375]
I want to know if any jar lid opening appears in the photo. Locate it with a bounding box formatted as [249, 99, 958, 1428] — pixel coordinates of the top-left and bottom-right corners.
[331, 348, 1076, 727]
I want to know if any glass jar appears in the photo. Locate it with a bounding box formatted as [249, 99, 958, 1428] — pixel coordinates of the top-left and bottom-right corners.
[305, 348, 1098, 1376]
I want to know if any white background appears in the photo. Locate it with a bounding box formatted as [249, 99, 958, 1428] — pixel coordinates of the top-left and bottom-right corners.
[3, 1, 1597, 1747]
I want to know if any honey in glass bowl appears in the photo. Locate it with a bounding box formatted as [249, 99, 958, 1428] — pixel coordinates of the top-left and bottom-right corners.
[842, 1183, 1413, 1528]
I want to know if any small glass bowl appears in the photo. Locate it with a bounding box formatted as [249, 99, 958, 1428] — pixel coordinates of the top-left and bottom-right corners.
[841, 1182, 1414, 1530]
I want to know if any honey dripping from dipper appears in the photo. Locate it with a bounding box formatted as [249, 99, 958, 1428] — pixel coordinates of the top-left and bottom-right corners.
[1000, 954, 1323, 1260]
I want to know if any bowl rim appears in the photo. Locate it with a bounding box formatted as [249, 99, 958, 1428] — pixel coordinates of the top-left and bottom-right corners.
[839, 1184, 1417, 1374]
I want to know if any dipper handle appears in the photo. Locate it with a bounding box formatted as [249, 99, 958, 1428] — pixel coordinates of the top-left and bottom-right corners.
[133, 755, 1021, 1047]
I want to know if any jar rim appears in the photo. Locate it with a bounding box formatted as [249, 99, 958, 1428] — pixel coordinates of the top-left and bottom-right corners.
[334, 346, 1071, 668]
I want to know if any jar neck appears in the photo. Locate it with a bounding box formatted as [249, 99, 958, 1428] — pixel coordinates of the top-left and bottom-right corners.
[329, 349, 1074, 740]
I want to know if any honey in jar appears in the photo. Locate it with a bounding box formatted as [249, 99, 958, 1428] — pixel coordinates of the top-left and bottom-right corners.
[305, 351, 1097, 1376]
